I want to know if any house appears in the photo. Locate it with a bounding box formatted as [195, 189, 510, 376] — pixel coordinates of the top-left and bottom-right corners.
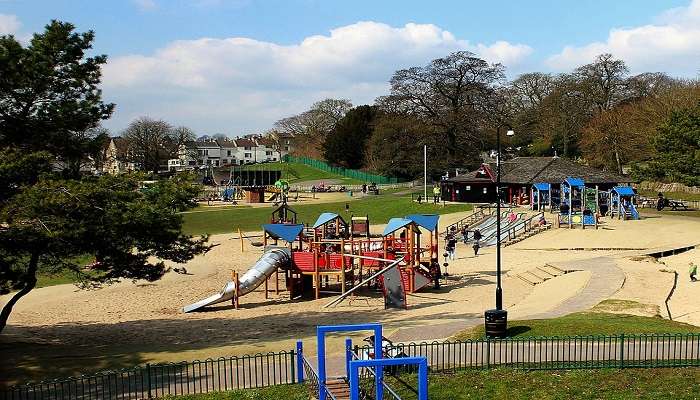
[233, 137, 257, 164]
[102, 137, 136, 175]
[441, 157, 632, 204]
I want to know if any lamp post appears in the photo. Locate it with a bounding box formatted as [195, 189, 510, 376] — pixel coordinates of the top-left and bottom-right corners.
[485, 125, 514, 338]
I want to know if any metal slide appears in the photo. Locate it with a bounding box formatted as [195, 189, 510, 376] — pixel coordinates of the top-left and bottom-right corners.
[183, 248, 291, 313]
[482, 214, 525, 246]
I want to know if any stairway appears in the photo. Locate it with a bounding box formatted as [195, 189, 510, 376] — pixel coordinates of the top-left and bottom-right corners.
[516, 263, 569, 286]
[325, 379, 351, 400]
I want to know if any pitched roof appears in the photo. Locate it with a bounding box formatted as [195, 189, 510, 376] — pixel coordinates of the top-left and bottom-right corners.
[382, 218, 419, 236]
[263, 224, 304, 242]
[218, 140, 238, 148]
[234, 138, 256, 148]
[313, 212, 346, 229]
[447, 157, 631, 185]
[406, 214, 439, 231]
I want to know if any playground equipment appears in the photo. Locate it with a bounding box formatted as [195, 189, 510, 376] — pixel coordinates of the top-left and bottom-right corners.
[183, 247, 292, 312]
[530, 182, 551, 211]
[608, 186, 639, 220]
[184, 211, 444, 312]
[558, 177, 598, 229]
[350, 215, 370, 238]
[300, 323, 428, 400]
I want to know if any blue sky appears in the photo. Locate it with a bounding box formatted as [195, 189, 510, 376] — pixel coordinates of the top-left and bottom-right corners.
[2, 0, 699, 135]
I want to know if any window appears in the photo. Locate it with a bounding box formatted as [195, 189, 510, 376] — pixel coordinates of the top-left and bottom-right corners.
[266, 151, 273, 156]
[245, 153, 252, 158]
[198, 150, 203, 156]
[227, 150, 232, 156]
[285, 140, 290, 144]
[284, 146, 289, 151]
[244, 146, 251, 151]
[206, 159, 211, 165]
[204, 149, 209, 156]
[465, 185, 471, 191]
[214, 160, 219, 166]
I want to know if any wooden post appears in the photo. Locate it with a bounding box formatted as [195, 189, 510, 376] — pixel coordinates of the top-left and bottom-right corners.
[340, 238, 346, 294]
[275, 269, 279, 294]
[264, 274, 269, 299]
[314, 250, 320, 299]
[238, 228, 245, 252]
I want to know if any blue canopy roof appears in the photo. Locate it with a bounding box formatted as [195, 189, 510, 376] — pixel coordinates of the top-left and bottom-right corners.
[564, 177, 585, 187]
[263, 224, 304, 242]
[312, 212, 345, 229]
[406, 214, 440, 231]
[382, 218, 416, 237]
[533, 183, 550, 191]
[612, 186, 636, 196]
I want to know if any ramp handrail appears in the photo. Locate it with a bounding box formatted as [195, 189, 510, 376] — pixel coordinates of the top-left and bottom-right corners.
[443, 205, 493, 236]
[505, 212, 545, 242]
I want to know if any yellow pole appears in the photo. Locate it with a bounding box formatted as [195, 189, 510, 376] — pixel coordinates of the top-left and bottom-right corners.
[238, 228, 245, 252]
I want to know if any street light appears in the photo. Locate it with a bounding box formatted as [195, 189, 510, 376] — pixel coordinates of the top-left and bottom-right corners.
[484, 125, 514, 338]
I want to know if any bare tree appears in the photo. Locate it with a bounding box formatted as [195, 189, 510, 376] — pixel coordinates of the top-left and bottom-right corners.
[378, 51, 505, 166]
[122, 117, 194, 174]
[575, 53, 630, 112]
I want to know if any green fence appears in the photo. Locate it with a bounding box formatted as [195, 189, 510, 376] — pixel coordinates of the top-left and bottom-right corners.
[282, 155, 401, 184]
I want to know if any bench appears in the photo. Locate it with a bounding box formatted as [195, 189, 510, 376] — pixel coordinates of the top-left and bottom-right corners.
[668, 200, 689, 211]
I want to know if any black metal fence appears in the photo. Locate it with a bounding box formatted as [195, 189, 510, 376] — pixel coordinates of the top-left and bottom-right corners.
[356, 333, 700, 373]
[2, 351, 296, 400]
[4, 333, 700, 400]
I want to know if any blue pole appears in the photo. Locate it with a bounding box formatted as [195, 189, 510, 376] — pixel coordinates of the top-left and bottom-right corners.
[345, 338, 352, 380]
[418, 359, 428, 400]
[374, 326, 383, 400]
[318, 329, 326, 400]
[349, 363, 360, 400]
[296, 340, 304, 383]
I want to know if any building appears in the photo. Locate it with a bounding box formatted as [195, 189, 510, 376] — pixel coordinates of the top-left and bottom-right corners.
[441, 157, 632, 204]
[102, 137, 137, 175]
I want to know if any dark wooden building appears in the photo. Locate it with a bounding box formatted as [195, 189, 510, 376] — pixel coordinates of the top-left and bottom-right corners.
[441, 157, 631, 204]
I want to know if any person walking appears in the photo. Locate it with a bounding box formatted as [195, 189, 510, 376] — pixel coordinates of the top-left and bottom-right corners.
[433, 184, 441, 204]
[446, 234, 457, 260]
[472, 240, 480, 256]
[690, 262, 698, 282]
[461, 225, 469, 244]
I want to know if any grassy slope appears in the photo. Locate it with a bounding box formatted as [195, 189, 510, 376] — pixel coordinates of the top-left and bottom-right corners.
[236, 162, 363, 184]
[166, 368, 700, 400]
[637, 189, 700, 202]
[163, 385, 308, 400]
[182, 194, 472, 235]
[454, 301, 699, 340]
[391, 368, 700, 400]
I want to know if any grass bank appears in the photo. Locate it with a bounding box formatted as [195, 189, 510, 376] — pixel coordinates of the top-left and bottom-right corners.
[235, 162, 364, 184]
[165, 367, 700, 400]
[182, 194, 472, 235]
[454, 301, 698, 340]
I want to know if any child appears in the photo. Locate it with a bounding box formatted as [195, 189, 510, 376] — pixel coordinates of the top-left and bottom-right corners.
[472, 240, 480, 256]
[690, 262, 698, 282]
[446, 234, 456, 260]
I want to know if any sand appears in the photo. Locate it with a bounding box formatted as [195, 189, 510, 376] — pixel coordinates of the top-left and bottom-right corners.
[2, 210, 699, 383]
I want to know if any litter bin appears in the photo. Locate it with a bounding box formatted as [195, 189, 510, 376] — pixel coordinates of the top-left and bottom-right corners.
[484, 309, 507, 338]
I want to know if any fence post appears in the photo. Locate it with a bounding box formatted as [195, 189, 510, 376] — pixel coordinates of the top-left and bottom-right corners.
[146, 363, 152, 399]
[345, 338, 353, 380]
[619, 334, 625, 368]
[296, 341, 304, 383]
[486, 338, 491, 370]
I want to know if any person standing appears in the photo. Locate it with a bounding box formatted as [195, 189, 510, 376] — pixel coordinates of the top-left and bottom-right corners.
[446, 234, 456, 260]
[433, 184, 441, 204]
[690, 262, 698, 282]
[472, 240, 480, 256]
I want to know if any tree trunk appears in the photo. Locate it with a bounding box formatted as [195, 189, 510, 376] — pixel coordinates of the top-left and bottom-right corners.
[0, 252, 39, 334]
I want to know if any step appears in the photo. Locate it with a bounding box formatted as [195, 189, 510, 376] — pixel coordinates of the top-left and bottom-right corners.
[326, 379, 351, 400]
[517, 274, 537, 286]
[526, 270, 550, 281]
[536, 266, 559, 278]
[539, 265, 562, 277]
[521, 271, 545, 284]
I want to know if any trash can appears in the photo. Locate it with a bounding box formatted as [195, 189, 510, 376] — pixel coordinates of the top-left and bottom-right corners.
[484, 309, 508, 338]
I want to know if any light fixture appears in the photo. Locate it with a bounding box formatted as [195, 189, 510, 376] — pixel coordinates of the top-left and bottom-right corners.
[506, 130, 515, 136]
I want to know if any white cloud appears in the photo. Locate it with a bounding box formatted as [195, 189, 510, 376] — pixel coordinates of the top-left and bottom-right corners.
[0, 14, 21, 36]
[547, 0, 700, 75]
[132, 0, 157, 11]
[101, 21, 532, 134]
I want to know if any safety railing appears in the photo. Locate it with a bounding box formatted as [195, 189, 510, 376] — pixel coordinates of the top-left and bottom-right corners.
[443, 205, 494, 236]
[354, 333, 700, 372]
[349, 350, 403, 400]
[2, 350, 297, 400]
[504, 212, 546, 242]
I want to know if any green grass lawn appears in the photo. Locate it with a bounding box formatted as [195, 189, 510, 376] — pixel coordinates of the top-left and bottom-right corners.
[640, 208, 700, 218]
[454, 301, 699, 340]
[182, 194, 472, 235]
[164, 368, 700, 400]
[163, 385, 308, 400]
[388, 368, 700, 400]
[235, 162, 364, 184]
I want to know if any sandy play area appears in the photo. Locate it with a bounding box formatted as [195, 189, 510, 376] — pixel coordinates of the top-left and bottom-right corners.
[1, 210, 699, 384]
